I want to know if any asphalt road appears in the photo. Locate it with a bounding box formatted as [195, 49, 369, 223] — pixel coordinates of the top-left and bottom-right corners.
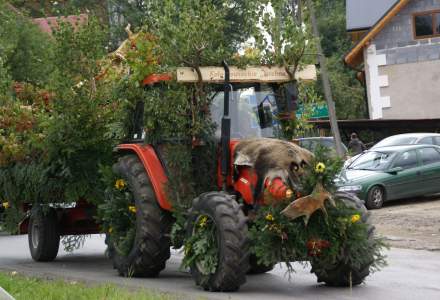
[0, 235, 439, 300]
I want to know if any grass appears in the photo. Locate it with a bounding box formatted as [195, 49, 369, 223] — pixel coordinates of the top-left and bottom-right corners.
[0, 271, 175, 300]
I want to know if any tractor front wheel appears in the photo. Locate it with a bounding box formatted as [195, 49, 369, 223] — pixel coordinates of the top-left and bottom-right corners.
[186, 192, 249, 292]
[107, 155, 172, 277]
[310, 192, 374, 287]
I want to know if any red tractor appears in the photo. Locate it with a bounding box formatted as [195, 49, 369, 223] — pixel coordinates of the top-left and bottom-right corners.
[22, 62, 374, 292]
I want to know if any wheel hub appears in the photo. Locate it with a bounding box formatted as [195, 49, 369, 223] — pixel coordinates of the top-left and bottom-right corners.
[31, 222, 40, 249]
[373, 189, 383, 206]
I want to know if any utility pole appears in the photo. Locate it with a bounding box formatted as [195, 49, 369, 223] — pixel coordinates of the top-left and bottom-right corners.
[305, 0, 344, 157]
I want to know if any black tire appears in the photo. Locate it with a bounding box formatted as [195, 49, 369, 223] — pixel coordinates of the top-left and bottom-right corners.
[311, 192, 375, 287]
[248, 254, 274, 274]
[28, 207, 60, 262]
[366, 185, 385, 209]
[107, 155, 172, 277]
[186, 192, 249, 292]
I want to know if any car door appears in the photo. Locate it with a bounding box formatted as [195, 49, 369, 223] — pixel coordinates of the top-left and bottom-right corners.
[417, 147, 440, 195]
[384, 150, 424, 200]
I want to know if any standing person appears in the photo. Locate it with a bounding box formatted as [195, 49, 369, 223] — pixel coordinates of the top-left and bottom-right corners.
[348, 133, 366, 155]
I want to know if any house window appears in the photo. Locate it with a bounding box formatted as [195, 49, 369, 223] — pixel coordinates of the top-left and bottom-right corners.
[414, 11, 440, 38]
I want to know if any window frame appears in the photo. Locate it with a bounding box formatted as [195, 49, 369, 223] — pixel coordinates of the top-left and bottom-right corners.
[418, 136, 434, 145]
[392, 150, 419, 170]
[413, 10, 440, 39]
[417, 147, 440, 166]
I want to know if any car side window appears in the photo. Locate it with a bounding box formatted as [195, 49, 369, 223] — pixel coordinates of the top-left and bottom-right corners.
[418, 147, 440, 165]
[419, 137, 434, 145]
[393, 150, 418, 169]
[434, 137, 440, 146]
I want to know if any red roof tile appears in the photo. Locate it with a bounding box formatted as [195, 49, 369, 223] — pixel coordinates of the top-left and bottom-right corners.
[32, 14, 88, 35]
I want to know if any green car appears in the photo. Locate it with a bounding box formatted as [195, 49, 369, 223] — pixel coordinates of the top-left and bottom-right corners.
[335, 144, 440, 209]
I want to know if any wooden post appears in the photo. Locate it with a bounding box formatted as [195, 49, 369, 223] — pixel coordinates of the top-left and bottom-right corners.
[306, 0, 344, 157]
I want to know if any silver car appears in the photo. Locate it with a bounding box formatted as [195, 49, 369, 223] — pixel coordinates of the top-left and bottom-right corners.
[345, 133, 440, 169]
[372, 133, 440, 148]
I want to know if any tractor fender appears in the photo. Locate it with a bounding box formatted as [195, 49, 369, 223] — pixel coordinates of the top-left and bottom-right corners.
[115, 144, 172, 211]
[233, 167, 258, 205]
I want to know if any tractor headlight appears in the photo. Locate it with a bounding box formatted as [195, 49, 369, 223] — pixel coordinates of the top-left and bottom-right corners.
[337, 185, 362, 192]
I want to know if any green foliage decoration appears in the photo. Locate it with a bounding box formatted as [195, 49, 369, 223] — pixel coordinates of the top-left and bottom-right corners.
[249, 149, 387, 274]
[0, 18, 122, 234]
[182, 215, 218, 276]
[98, 170, 137, 257]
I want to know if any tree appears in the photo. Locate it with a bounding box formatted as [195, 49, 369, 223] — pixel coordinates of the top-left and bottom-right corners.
[0, 1, 53, 86]
[314, 0, 366, 119]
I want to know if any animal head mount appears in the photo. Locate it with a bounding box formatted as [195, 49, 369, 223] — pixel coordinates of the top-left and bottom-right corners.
[234, 138, 314, 197]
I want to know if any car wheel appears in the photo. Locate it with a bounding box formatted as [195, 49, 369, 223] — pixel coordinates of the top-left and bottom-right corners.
[366, 186, 385, 209]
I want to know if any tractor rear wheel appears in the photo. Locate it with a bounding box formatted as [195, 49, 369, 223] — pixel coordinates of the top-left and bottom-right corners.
[107, 155, 171, 277]
[28, 207, 60, 262]
[310, 192, 374, 286]
[186, 192, 249, 291]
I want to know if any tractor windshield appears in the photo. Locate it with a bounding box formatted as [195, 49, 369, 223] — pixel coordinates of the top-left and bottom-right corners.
[210, 86, 282, 139]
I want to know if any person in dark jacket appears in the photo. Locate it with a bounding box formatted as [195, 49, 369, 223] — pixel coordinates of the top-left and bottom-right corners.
[348, 133, 366, 155]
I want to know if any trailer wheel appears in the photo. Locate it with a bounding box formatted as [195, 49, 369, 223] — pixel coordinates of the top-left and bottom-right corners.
[107, 155, 172, 278]
[28, 207, 60, 262]
[186, 192, 249, 292]
[310, 192, 374, 286]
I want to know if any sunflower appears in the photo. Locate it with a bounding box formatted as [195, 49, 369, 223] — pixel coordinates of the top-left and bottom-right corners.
[198, 215, 208, 228]
[128, 206, 137, 214]
[265, 213, 274, 222]
[315, 162, 326, 174]
[351, 214, 361, 223]
[115, 179, 127, 190]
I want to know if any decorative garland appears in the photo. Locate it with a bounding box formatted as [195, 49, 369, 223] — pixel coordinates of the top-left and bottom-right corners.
[181, 147, 387, 276]
[98, 174, 137, 257]
[182, 215, 219, 275]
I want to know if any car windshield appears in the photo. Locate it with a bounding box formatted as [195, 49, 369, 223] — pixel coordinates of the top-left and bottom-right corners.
[210, 87, 282, 139]
[349, 151, 396, 171]
[373, 136, 417, 148]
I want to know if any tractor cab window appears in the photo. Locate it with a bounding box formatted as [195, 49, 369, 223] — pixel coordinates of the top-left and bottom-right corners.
[210, 87, 281, 139]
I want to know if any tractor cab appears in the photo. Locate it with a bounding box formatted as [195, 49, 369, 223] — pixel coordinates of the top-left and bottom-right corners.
[210, 84, 283, 140]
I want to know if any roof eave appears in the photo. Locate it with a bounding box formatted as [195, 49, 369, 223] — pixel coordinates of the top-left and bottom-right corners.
[344, 0, 411, 68]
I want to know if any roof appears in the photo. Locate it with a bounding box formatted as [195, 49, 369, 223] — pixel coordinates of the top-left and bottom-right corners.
[372, 144, 439, 152]
[385, 133, 440, 138]
[344, 0, 411, 68]
[32, 14, 88, 35]
[346, 0, 398, 31]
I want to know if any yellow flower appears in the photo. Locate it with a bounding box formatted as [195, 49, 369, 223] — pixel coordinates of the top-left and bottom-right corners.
[351, 214, 361, 223]
[108, 227, 113, 234]
[268, 224, 282, 234]
[265, 213, 274, 222]
[128, 206, 137, 214]
[198, 215, 208, 228]
[115, 179, 126, 190]
[2, 202, 10, 209]
[315, 162, 326, 174]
